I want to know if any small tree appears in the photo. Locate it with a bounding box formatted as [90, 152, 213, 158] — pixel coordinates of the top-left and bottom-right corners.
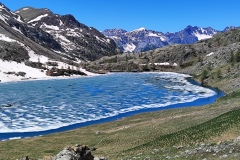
[207, 63, 212, 71]
[229, 51, 235, 66]
[198, 56, 203, 62]
[207, 42, 212, 48]
[125, 54, 129, 62]
[235, 50, 240, 62]
[215, 68, 222, 79]
[227, 66, 231, 72]
[200, 69, 208, 85]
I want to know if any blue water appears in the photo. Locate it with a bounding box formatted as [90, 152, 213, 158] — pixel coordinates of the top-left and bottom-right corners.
[0, 72, 223, 140]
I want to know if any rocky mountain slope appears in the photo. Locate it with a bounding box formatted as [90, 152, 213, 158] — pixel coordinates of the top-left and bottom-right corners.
[15, 7, 118, 61]
[0, 2, 118, 82]
[0, 2, 118, 62]
[102, 25, 238, 53]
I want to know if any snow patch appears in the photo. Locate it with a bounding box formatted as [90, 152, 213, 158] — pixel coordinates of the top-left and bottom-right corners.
[194, 32, 212, 40]
[0, 4, 5, 8]
[11, 26, 23, 34]
[0, 15, 7, 23]
[0, 34, 16, 42]
[41, 23, 60, 30]
[59, 20, 64, 26]
[154, 62, 170, 66]
[9, 137, 21, 140]
[0, 59, 95, 83]
[52, 50, 62, 54]
[206, 52, 214, 57]
[22, 8, 29, 11]
[108, 36, 121, 40]
[147, 33, 166, 41]
[66, 31, 83, 37]
[28, 14, 48, 23]
[15, 15, 24, 23]
[28, 50, 49, 63]
[132, 27, 146, 32]
[95, 36, 109, 44]
[0, 59, 48, 82]
[55, 33, 70, 43]
[123, 43, 136, 52]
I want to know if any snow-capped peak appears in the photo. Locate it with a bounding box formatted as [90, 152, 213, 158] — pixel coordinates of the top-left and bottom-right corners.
[123, 43, 136, 53]
[102, 25, 228, 53]
[194, 32, 212, 40]
[0, 3, 7, 9]
[193, 27, 217, 40]
[223, 26, 239, 32]
[132, 27, 146, 32]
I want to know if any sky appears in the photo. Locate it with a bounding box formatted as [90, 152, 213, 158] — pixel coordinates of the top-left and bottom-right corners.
[1, 0, 240, 33]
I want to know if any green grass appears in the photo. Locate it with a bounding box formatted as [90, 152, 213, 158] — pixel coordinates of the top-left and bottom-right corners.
[219, 91, 240, 101]
[127, 107, 240, 152]
[117, 90, 240, 159]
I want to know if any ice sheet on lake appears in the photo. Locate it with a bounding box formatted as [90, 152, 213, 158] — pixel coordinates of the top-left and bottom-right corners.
[0, 72, 217, 135]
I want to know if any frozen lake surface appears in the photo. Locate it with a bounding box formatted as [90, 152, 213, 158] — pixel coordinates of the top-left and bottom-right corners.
[0, 72, 223, 140]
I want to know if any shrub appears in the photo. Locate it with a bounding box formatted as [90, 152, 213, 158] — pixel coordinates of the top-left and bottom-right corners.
[200, 69, 208, 84]
[235, 50, 240, 62]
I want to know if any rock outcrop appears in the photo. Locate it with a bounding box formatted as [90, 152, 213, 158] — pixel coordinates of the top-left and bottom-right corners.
[19, 144, 106, 160]
[50, 144, 104, 160]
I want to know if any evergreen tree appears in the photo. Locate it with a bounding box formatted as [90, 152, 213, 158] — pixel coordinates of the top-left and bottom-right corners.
[200, 69, 208, 84]
[235, 50, 240, 62]
[229, 51, 234, 65]
[216, 69, 222, 79]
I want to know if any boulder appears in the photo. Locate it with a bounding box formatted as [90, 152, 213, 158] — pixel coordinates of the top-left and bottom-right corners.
[55, 146, 79, 160]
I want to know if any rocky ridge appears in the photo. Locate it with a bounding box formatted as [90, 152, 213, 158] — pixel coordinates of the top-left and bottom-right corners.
[0, 2, 118, 64]
[16, 7, 118, 61]
[102, 25, 238, 53]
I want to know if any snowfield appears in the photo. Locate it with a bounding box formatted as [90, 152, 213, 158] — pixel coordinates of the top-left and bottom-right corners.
[0, 59, 47, 82]
[0, 32, 96, 83]
[0, 59, 96, 83]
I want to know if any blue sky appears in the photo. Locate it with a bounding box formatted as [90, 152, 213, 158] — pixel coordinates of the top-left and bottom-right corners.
[1, 0, 240, 33]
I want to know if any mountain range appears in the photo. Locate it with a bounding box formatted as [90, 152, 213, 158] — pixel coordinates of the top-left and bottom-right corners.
[0, 2, 118, 82]
[0, 3, 117, 63]
[102, 26, 238, 53]
[0, 1, 239, 82]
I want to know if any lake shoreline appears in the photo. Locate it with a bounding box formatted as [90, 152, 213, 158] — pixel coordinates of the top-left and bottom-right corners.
[0, 72, 224, 141]
[0, 71, 239, 160]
